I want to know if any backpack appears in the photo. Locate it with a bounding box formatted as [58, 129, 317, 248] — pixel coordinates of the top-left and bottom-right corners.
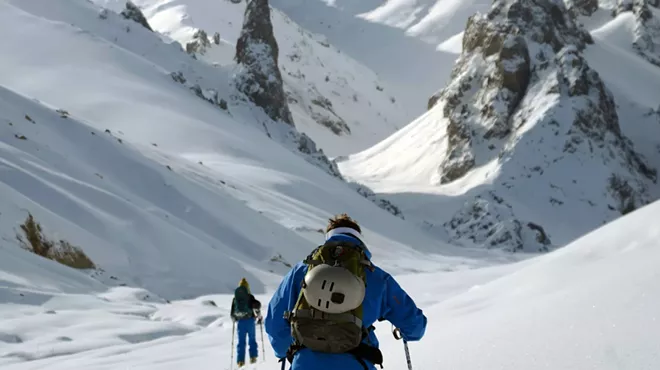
[285, 239, 374, 354]
[233, 285, 254, 319]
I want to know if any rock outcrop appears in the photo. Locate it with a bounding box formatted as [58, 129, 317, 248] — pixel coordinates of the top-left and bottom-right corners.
[445, 191, 551, 252]
[121, 1, 153, 32]
[234, 0, 294, 126]
[429, 0, 593, 184]
[186, 29, 211, 57]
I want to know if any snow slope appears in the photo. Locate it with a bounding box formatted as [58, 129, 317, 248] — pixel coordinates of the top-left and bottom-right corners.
[3, 189, 659, 369]
[359, 0, 491, 46]
[123, 0, 407, 157]
[0, 83, 292, 299]
[394, 197, 660, 370]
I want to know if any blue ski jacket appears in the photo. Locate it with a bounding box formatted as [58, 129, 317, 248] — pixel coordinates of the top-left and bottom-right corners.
[265, 234, 427, 370]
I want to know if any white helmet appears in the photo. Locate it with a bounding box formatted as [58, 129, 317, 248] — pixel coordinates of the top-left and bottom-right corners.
[302, 264, 365, 314]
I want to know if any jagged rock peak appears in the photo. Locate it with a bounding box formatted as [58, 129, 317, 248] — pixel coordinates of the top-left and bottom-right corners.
[422, 0, 656, 251]
[427, 0, 599, 184]
[234, 0, 294, 126]
[121, 1, 153, 32]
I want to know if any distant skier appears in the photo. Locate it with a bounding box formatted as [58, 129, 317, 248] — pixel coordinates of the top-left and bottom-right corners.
[264, 213, 427, 369]
[231, 278, 263, 367]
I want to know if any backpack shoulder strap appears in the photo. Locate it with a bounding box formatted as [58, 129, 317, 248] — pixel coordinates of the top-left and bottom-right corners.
[304, 242, 373, 270]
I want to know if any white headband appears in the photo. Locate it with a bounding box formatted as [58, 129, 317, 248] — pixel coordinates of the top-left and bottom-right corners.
[325, 227, 364, 242]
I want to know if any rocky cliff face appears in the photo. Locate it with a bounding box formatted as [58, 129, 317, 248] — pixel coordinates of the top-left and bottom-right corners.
[427, 0, 657, 251]
[233, 0, 294, 126]
[429, 0, 594, 184]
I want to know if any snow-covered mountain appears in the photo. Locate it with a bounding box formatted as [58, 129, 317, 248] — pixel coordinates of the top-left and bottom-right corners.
[1, 0, 494, 300]
[340, 0, 660, 252]
[111, 0, 407, 157]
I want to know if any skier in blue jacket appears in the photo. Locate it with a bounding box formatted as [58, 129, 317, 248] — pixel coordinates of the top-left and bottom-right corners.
[265, 214, 427, 370]
[231, 278, 262, 368]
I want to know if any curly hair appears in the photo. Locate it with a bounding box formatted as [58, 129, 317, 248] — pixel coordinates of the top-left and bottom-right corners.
[325, 213, 361, 233]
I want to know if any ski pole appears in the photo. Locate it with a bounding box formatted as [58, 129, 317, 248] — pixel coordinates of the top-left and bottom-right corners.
[259, 320, 266, 361]
[392, 327, 413, 370]
[230, 321, 236, 370]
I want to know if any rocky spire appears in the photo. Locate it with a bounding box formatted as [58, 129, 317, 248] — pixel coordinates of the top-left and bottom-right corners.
[234, 0, 294, 125]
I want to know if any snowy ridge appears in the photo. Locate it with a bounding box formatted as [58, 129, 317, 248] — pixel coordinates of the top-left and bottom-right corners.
[7, 0, 342, 179]
[606, 0, 660, 67]
[572, 0, 660, 68]
[0, 83, 296, 299]
[268, 0, 470, 118]
[584, 2, 660, 194]
[340, 0, 660, 251]
[358, 0, 492, 46]
[620, 0, 660, 67]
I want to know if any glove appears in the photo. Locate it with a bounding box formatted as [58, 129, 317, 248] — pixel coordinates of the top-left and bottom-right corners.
[231, 315, 237, 323]
[257, 316, 263, 325]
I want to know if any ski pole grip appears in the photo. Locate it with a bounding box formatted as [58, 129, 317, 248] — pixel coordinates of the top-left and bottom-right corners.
[392, 327, 402, 340]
